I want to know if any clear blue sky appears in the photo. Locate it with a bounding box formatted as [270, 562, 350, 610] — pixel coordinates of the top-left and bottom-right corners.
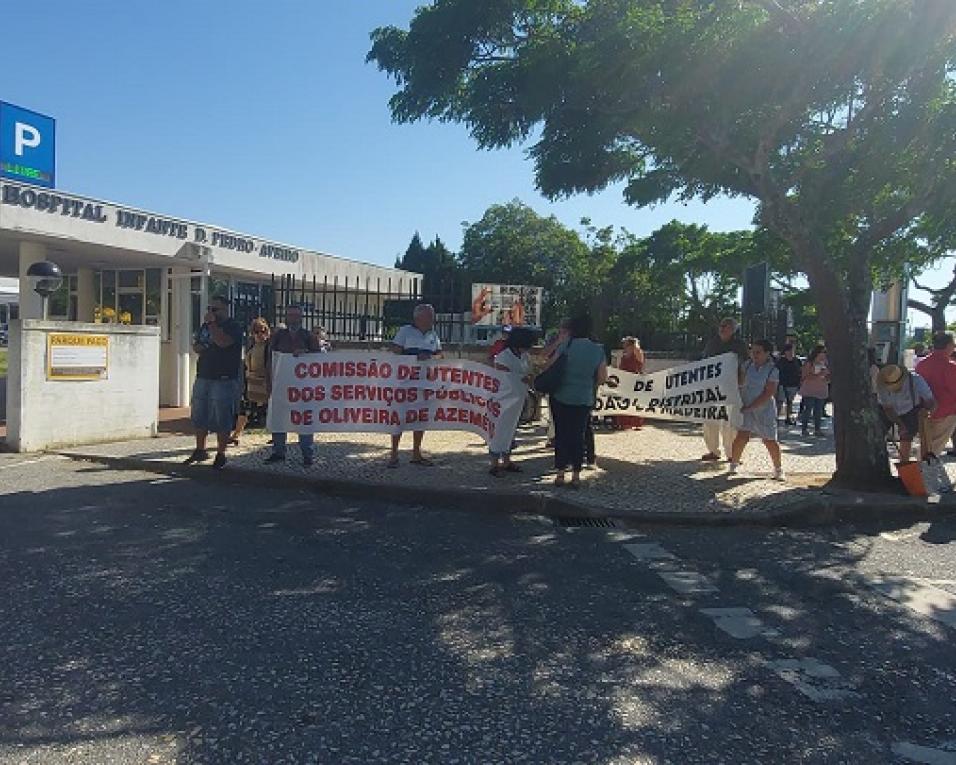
[0, 0, 946, 322]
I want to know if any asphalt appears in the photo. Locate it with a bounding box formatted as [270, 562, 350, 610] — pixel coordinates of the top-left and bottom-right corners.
[1, 453, 954, 763]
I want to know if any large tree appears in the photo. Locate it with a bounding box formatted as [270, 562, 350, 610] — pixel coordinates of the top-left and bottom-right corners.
[459, 199, 595, 325]
[369, 0, 956, 487]
[396, 232, 465, 310]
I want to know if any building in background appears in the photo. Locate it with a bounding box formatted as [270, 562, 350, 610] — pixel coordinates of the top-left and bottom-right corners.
[0, 181, 419, 405]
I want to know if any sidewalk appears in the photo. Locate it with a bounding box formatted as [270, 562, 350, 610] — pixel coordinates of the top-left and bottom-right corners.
[57, 417, 956, 525]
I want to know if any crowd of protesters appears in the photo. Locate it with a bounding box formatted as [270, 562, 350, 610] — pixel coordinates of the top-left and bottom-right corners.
[185, 295, 956, 480]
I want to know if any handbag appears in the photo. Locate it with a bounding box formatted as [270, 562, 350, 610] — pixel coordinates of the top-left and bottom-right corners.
[534, 340, 571, 395]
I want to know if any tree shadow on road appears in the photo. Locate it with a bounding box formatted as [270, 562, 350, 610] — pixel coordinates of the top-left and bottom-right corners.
[0, 473, 953, 762]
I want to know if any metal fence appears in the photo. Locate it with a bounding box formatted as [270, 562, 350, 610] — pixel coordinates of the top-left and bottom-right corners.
[266, 273, 714, 352]
[268, 274, 482, 345]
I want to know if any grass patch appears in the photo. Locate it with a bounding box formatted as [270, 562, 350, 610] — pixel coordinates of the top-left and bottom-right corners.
[0, 348, 7, 377]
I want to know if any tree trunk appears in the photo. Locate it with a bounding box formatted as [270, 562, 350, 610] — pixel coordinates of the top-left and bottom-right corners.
[802, 250, 894, 489]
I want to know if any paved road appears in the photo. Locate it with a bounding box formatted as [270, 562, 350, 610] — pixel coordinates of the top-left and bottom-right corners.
[1, 453, 954, 764]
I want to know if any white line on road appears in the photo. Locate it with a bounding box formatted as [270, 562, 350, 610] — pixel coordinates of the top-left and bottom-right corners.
[624, 543, 677, 561]
[0, 455, 68, 471]
[766, 658, 858, 702]
[657, 570, 719, 595]
[700, 607, 780, 639]
[866, 577, 956, 629]
[891, 741, 956, 764]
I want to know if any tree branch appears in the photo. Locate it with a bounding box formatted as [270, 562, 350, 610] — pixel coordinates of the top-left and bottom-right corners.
[907, 297, 937, 318]
[750, 0, 807, 34]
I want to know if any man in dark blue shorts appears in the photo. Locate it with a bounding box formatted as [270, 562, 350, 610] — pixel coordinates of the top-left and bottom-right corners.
[185, 295, 243, 469]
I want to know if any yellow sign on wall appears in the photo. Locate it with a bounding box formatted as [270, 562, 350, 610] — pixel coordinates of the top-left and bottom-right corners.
[47, 334, 109, 380]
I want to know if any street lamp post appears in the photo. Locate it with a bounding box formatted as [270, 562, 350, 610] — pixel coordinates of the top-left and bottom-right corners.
[25, 261, 63, 320]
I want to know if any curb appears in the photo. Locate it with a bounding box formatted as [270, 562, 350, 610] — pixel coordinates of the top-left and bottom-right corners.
[59, 451, 956, 528]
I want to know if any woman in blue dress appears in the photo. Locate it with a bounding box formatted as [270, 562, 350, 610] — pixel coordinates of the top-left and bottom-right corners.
[729, 339, 785, 481]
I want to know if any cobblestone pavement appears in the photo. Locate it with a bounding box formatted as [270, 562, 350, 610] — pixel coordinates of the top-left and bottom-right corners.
[62, 418, 850, 517]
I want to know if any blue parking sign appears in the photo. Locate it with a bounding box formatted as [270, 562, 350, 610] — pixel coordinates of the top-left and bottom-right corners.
[0, 102, 56, 188]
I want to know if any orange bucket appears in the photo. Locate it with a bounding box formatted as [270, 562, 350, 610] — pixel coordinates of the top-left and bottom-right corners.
[897, 461, 927, 497]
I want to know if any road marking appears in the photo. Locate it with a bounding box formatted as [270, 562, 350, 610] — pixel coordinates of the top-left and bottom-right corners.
[766, 658, 858, 702]
[624, 543, 676, 561]
[700, 607, 780, 639]
[0, 455, 67, 471]
[879, 529, 924, 542]
[866, 577, 956, 629]
[891, 741, 956, 764]
[657, 570, 718, 595]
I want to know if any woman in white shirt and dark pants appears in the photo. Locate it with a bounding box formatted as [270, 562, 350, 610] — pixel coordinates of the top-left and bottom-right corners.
[490, 328, 535, 476]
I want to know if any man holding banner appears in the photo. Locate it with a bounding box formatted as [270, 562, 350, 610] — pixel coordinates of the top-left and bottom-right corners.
[700, 318, 749, 461]
[388, 304, 443, 468]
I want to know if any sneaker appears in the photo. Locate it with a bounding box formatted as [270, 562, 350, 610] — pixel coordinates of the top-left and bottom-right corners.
[772, 468, 786, 481]
[265, 453, 285, 464]
[212, 452, 226, 470]
[184, 449, 210, 465]
[728, 462, 740, 475]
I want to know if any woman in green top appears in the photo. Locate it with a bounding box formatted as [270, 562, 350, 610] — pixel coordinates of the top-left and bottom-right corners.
[545, 314, 608, 488]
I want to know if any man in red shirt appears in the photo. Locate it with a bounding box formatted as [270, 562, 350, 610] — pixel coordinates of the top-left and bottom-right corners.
[915, 332, 956, 456]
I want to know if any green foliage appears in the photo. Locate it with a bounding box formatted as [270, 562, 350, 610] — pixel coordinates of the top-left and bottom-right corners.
[370, 0, 956, 483]
[459, 200, 594, 323]
[396, 232, 466, 308]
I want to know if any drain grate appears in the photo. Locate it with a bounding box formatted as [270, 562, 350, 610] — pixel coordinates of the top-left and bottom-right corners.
[555, 516, 616, 528]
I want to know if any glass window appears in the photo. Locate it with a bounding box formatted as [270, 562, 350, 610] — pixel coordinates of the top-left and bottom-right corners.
[101, 270, 116, 314]
[118, 270, 143, 289]
[192, 293, 202, 335]
[145, 268, 162, 320]
[118, 292, 144, 325]
[48, 278, 70, 318]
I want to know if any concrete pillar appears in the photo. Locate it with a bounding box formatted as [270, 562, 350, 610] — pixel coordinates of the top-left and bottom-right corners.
[76, 267, 96, 323]
[170, 268, 193, 407]
[18, 241, 46, 320]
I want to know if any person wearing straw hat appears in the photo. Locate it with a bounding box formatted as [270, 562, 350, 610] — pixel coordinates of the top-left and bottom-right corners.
[876, 364, 936, 462]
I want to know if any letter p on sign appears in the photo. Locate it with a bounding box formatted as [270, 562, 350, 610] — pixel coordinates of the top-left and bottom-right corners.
[0, 101, 56, 188]
[14, 122, 40, 156]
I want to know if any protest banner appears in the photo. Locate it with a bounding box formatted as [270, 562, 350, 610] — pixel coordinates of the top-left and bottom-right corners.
[266, 352, 527, 453]
[596, 352, 743, 426]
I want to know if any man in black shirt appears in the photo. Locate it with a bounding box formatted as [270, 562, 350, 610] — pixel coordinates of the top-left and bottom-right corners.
[775, 344, 803, 425]
[185, 295, 243, 469]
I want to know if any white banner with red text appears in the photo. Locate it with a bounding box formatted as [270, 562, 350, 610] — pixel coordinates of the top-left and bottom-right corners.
[266, 352, 526, 452]
[596, 352, 743, 427]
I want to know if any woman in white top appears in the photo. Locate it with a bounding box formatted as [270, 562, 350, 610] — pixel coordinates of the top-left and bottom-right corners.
[490, 328, 534, 476]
